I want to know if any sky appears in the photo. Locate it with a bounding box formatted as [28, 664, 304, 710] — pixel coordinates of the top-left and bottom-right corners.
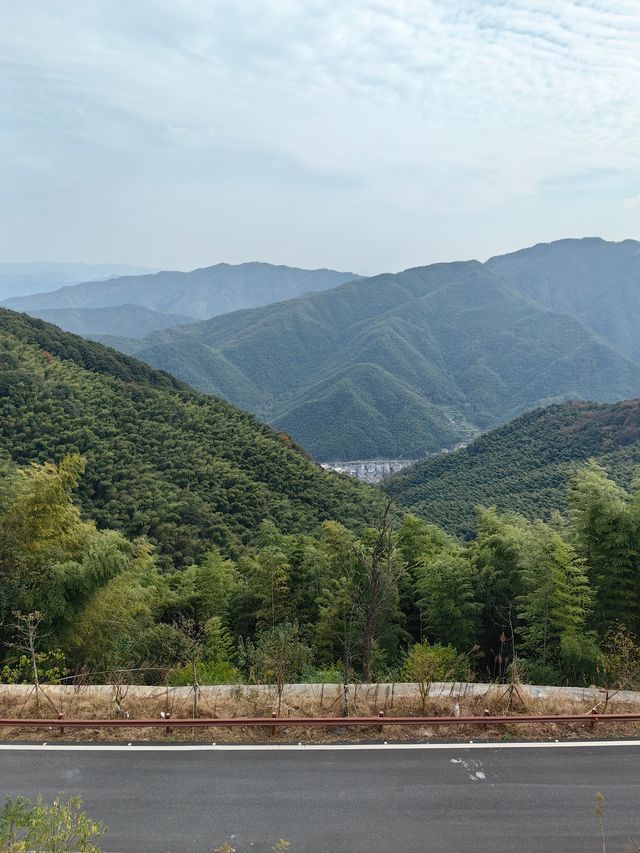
[1, 0, 640, 275]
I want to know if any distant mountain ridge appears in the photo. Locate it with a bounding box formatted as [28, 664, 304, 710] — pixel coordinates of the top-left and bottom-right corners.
[6, 238, 640, 463]
[3, 262, 362, 324]
[0, 262, 155, 301]
[383, 398, 640, 536]
[107, 240, 640, 460]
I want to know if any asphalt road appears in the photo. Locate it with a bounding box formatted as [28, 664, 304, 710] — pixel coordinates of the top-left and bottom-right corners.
[1, 742, 639, 853]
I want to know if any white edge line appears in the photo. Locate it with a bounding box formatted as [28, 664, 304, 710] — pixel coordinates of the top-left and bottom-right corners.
[1, 740, 640, 752]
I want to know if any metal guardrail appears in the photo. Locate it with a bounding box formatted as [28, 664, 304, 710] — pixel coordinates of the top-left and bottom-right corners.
[2, 711, 640, 732]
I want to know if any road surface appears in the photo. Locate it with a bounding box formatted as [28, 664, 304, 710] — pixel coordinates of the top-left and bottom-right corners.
[1, 741, 639, 852]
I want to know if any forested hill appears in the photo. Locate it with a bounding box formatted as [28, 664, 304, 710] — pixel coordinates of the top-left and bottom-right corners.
[116, 251, 640, 460]
[487, 237, 640, 360]
[383, 399, 640, 536]
[22, 304, 193, 340]
[0, 309, 383, 565]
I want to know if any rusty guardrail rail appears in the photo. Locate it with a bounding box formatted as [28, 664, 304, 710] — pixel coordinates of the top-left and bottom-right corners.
[2, 712, 640, 731]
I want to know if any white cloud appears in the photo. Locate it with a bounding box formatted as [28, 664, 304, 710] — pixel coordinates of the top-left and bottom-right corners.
[0, 0, 639, 270]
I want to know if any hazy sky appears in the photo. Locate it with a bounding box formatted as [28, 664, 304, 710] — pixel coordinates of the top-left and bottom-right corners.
[2, 1, 639, 274]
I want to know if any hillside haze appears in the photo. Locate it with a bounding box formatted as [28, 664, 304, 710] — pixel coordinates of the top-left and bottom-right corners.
[3, 262, 361, 326]
[22, 304, 193, 339]
[108, 239, 640, 460]
[487, 237, 640, 360]
[0, 262, 154, 301]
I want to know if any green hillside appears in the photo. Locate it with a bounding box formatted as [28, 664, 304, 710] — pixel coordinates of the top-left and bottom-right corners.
[383, 399, 640, 536]
[0, 309, 383, 566]
[118, 251, 640, 460]
[487, 237, 640, 360]
[26, 304, 192, 339]
[273, 363, 462, 459]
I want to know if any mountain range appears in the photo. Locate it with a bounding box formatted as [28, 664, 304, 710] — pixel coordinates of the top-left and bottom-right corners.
[383, 398, 640, 537]
[3, 262, 361, 328]
[87, 237, 640, 460]
[0, 262, 154, 301]
[4, 238, 640, 462]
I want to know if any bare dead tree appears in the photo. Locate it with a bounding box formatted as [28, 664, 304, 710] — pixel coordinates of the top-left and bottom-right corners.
[9, 610, 49, 707]
[338, 604, 358, 717]
[174, 616, 205, 719]
[494, 603, 526, 711]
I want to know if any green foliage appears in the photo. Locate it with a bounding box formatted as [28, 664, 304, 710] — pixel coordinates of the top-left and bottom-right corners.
[515, 521, 597, 683]
[0, 309, 383, 567]
[2, 437, 640, 689]
[415, 552, 480, 651]
[569, 462, 640, 636]
[247, 623, 310, 712]
[112, 242, 640, 460]
[1, 649, 67, 685]
[299, 664, 343, 684]
[0, 794, 105, 852]
[386, 399, 640, 538]
[598, 625, 640, 694]
[168, 659, 242, 686]
[402, 641, 471, 709]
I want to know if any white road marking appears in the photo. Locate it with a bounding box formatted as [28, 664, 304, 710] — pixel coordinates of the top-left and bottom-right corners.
[0, 739, 639, 752]
[450, 757, 487, 781]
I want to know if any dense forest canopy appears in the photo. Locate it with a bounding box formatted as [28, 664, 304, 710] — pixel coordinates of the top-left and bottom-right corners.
[2, 307, 640, 691]
[384, 399, 640, 537]
[0, 309, 383, 566]
[1, 454, 639, 690]
[88, 238, 640, 461]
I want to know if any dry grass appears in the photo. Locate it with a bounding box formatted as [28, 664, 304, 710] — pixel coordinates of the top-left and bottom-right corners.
[1, 682, 639, 744]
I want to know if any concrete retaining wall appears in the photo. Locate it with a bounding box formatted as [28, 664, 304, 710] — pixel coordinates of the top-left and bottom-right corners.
[1, 681, 638, 706]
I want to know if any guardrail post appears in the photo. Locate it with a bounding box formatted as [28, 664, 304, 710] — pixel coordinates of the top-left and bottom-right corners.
[58, 711, 65, 736]
[483, 708, 490, 730]
[377, 710, 385, 733]
[164, 712, 172, 735]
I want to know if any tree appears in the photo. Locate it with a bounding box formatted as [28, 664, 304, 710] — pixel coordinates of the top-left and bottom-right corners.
[7, 611, 48, 706]
[0, 455, 94, 636]
[0, 454, 88, 563]
[0, 795, 105, 852]
[516, 521, 597, 683]
[167, 616, 242, 686]
[415, 552, 480, 651]
[193, 548, 238, 623]
[597, 625, 640, 710]
[249, 546, 290, 630]
[401, 641, 471, 711]
[66, 551, 162, 674]
[398, 514, 457, 642]
[472, 508, 526, 672]
[315, 573, 361, 716]
[351, 501, 410, 682]
[248, 623, 310, 714]
[569, 462, 640, 636]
